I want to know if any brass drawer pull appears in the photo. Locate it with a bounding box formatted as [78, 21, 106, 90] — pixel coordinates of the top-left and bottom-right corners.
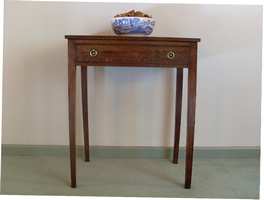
[89, 48, 98, 57]
[167, 51, 176, 60]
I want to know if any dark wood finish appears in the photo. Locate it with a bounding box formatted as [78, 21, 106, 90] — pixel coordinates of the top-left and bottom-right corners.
[173, 68, 183, 164]
[65, 35, 200, 189]
[67, 40, 77, 188]
[81, 67, 90, 162]
[185, 44, 198, 189]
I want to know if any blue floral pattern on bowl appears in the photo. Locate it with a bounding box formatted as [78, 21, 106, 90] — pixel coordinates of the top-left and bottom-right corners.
[112, 17, 155, 35]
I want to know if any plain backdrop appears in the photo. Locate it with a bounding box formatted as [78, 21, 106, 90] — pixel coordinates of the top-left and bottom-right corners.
[2, 2, 262, 147]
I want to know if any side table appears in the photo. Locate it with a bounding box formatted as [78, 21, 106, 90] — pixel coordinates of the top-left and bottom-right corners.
[65, 35, 200, 188]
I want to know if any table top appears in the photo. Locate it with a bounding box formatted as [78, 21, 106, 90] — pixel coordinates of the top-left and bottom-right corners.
[65, 35, 201, 42]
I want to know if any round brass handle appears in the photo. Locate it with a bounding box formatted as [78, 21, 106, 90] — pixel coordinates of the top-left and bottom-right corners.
[167, 51, 176, 60]
[89, 48, 98, 57]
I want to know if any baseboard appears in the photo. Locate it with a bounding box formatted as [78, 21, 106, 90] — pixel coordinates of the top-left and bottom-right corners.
[1, 145, 260, 159]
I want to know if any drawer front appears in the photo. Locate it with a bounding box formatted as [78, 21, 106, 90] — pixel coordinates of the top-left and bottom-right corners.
[76, 44, 190, 67]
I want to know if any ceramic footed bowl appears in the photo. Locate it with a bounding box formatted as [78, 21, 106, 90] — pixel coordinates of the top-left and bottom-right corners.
[111, 17, 155, 35]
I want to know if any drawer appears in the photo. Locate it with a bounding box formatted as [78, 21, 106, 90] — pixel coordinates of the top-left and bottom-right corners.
[75, 44, 190, 67]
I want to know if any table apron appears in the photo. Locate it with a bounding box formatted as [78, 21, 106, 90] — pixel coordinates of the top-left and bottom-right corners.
[75, 62, 188, 68]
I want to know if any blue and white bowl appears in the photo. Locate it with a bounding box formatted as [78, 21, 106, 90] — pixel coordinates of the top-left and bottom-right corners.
[111, 17, 155, 35]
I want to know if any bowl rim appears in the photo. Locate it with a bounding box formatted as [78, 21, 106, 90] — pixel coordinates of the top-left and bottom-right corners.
[112, 16, 154, 21]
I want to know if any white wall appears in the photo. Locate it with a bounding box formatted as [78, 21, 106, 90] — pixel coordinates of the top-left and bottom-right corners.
[2, 2, 262, 147]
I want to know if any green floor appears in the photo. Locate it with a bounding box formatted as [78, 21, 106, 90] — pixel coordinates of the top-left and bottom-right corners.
[1, 154, 260, 198]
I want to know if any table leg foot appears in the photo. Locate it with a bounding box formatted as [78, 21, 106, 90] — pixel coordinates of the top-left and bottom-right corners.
[184, 183, 191, 189]
[172, 159, 178, 164]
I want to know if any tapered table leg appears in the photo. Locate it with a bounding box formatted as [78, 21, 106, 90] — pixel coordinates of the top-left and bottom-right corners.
[68, 41, 77, 188]
[173, 68, 183, 164]
[185, 45, 197, 189]
[81, 66, 90, 162]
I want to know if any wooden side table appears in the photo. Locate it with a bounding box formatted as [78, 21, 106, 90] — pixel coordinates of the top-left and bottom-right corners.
[65, 35, 200, 189]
